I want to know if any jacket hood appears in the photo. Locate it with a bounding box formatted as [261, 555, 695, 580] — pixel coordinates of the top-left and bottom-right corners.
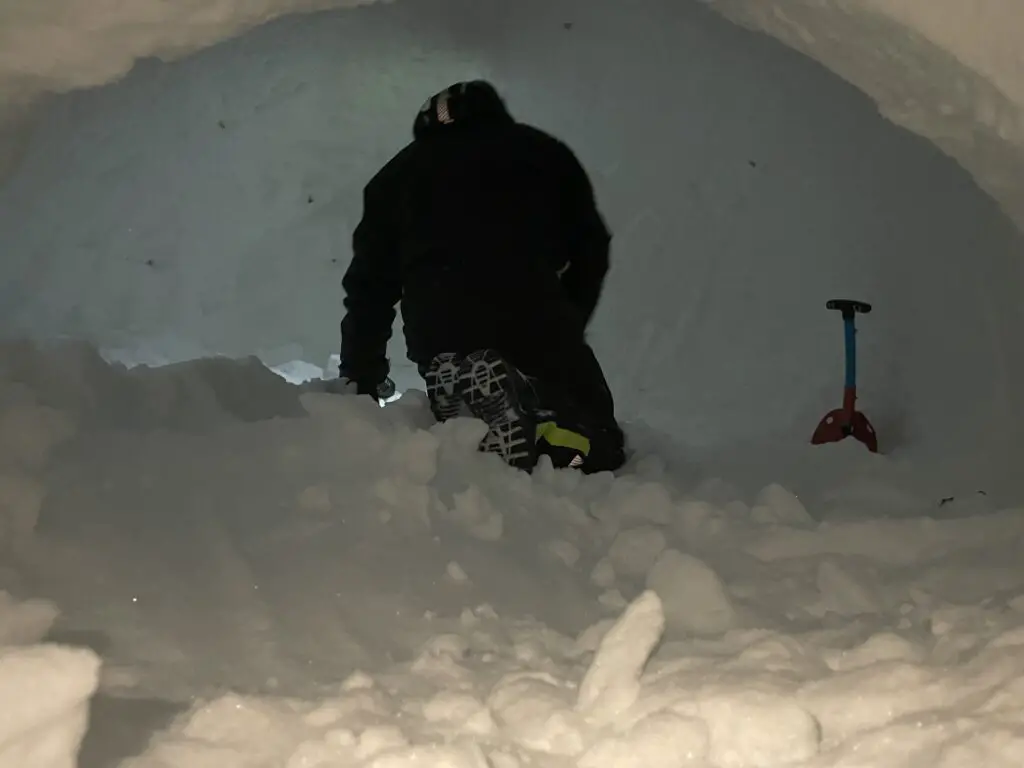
[413, 80, 514, 140]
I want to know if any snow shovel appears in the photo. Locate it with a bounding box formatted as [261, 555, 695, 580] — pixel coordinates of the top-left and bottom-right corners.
[811, 299, 878, 453]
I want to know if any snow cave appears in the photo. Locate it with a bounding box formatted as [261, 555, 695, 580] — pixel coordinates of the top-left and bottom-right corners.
[0, 0, 1023, 765]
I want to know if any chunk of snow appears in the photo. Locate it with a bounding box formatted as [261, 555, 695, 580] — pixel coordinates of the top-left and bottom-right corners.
[578, 711, 708, 768]
[181, 693, 300, 747]
[598, 589, 628, 610]
[446, 486, 504, 541]
[825, 632, 928, 672]
[421, 691, 495, 735]
[646, 549, 739, 636]
[340, 671, 375, 691]
[700, 690, 821, 767]
[590, 480, 675, 529]
[608, 525, 667, 578]
[387, 429, 440, 485]
[617, 482, 675, 526]
[750, 482, 814, 525]
[366, 743, 489, 768]
[446, 561, 470, 583]
[576, 590, 664, 725]
[798, 661, 949, 740]
[296, 484, 332, 513]
[355, 725, 409, 761]
[816, 560, 886, 616]
[590, 557, 617, 588]
[542, 539, 581, 568]
[488, 673, 584, 756]
[0, 644, 100, 768]
[674, 499, 727, 540]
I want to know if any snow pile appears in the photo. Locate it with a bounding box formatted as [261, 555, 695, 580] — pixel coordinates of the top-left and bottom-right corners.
[0, 339, 305, 435]
[1, 344, 1021, 765]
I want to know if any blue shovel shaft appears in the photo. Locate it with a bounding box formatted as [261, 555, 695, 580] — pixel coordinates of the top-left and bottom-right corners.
[843, 316, 857, 390]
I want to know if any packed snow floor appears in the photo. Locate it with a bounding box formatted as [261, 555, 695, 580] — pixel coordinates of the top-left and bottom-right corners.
[3, 340, 1024, 767]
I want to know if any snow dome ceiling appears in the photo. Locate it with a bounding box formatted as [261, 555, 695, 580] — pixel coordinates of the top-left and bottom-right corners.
[0, 0, 1022, 229]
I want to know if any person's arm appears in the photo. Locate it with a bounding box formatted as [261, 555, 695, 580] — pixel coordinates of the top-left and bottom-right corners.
[338, 179, 402, 394]
[558, 149, 611, 328]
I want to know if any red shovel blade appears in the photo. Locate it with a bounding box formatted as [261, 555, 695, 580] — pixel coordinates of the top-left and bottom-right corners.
[811, 408, 879, 453]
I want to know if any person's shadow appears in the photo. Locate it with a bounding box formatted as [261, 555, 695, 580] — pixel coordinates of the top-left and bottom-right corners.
[78, 694, 187, 768]
[44, 629, 189, 768]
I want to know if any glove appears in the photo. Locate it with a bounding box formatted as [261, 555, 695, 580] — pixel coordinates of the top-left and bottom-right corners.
[376, 377, 397, 400]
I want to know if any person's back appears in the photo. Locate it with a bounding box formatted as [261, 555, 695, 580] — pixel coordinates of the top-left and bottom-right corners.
[400, 127, 587, 364]
[340, 81, 625, 473]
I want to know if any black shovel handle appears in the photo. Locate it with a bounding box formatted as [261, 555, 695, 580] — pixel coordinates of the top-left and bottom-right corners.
[826, 299, 872, 320]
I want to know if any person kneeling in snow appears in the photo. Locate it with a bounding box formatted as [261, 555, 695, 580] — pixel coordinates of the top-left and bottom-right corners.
[337, 80, 625, 474]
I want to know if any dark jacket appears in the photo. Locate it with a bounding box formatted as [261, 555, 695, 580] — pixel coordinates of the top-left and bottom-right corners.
[339, 83, 614, 422]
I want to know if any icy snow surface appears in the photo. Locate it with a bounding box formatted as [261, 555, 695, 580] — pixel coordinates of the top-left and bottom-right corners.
[3, 341, 1024, 766]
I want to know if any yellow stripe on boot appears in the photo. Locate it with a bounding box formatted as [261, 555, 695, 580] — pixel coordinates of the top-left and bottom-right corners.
[536, 422, 591, 455]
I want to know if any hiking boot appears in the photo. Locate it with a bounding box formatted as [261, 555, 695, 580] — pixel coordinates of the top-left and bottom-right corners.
[458, 349, 539, 471]
[424, 352, 469, 421]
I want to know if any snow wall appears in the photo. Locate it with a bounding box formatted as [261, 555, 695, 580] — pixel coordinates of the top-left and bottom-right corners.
[1, 0, 1024, 459]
